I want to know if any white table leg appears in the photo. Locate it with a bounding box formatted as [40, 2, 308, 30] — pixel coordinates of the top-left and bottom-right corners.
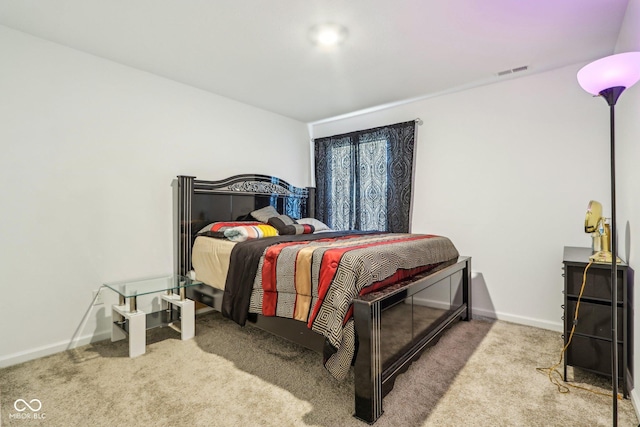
[127, 311, 146, 357]
[112, 303, 147, 358]
[161, 294, 195, 340]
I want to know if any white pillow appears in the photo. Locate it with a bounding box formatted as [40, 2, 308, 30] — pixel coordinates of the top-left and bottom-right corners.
[296, 217, 331, 232]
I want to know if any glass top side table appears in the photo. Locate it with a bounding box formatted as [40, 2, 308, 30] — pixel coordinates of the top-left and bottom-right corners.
[103, 274, 201, 310]
[103, 274, 201, 357]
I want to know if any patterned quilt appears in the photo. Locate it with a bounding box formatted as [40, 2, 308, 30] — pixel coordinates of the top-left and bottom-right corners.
[221, 231, 459, 380]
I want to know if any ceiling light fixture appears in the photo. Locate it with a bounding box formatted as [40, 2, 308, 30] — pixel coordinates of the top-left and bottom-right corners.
[309, 23, 347, 48]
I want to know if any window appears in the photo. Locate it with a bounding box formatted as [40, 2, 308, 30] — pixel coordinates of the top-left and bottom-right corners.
[314, 121, 416, 233]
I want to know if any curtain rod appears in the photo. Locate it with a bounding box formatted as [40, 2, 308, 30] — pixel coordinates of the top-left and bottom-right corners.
[312, 119, 422, 142]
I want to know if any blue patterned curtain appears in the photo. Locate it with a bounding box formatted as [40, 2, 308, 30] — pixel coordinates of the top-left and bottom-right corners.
[314, 121, 416, 233]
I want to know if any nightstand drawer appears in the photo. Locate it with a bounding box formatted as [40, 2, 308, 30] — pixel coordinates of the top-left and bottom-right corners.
[566, 300, 622, 341]
[566, 335, 623, 378]
[565, 265, 623, 302]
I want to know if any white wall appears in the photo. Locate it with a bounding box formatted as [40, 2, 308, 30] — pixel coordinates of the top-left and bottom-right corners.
[0, 25, 309, 366]
[614, 0, 640, 411]
[2, 3, 637, 372]
[312, 64, 614, 331]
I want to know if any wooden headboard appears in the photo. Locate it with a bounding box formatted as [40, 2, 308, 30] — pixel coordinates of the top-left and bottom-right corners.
[175, 174, 315, 276]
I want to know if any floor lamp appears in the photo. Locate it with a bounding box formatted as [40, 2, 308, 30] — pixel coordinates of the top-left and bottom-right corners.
[577, 52, 640, 426]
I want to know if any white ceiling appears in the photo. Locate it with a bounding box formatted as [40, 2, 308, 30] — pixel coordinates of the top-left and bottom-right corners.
[0, 0, 630, 123]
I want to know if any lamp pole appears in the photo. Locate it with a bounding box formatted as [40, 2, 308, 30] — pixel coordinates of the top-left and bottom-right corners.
[600, 86, 624, 425]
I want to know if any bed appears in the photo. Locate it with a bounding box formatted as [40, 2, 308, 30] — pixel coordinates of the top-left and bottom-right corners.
[175, 174, 472, 424]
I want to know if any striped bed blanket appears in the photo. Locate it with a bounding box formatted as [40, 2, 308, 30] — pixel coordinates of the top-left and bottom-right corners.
[221, 231, 459, 380]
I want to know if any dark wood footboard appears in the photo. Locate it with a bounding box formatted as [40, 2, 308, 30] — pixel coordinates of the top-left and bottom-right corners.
[352, 256, 471, 423]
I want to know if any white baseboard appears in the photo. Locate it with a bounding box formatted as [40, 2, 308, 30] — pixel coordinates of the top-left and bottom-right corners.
[407, 296, 563, 332]
[0, 306, 564, 368]
[631, 388, 640, 424]
[0, 307, 218, 368]
[471, 307, 563, 332]
[0, 330, 111, 369]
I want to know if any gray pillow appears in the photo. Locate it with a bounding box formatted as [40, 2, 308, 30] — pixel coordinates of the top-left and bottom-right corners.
[296, 217, 331, 232]
[250, 205, 279, 223]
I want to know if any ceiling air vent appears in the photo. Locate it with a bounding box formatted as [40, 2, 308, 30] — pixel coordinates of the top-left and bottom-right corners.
[496, 65, 529, 77]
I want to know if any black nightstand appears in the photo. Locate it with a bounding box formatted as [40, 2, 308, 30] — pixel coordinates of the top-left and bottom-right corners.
[562, 246, 633, 397]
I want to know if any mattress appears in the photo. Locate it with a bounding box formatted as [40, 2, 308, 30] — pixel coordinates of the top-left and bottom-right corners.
[191, 236, 236, 290]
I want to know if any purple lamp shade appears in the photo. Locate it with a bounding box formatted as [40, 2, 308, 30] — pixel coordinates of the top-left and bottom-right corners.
[577, 52, 640, 95]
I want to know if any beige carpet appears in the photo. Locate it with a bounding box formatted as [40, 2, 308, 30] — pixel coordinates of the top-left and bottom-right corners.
[1, 313, 637, 426]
